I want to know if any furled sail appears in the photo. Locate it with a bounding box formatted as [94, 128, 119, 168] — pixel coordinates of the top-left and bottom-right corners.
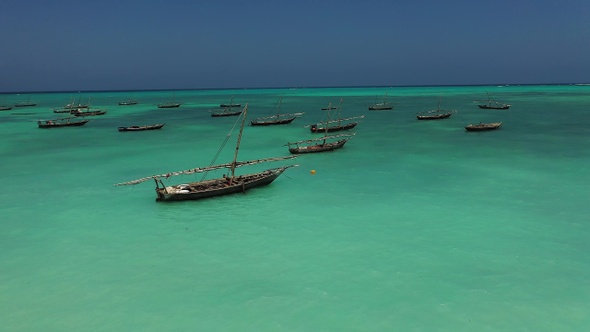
[114, 155, 298, 186]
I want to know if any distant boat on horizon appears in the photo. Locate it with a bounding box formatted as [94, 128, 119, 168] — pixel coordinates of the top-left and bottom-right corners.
[309, 99, 364, 133]
[0, 97, 11, 111]
[285, 133, 355, 154]
[14, 96, 37, 107]
[71, 108, 107, 117]
[118, 123, 165, 132]
[465, 122, 502, 131]
[119, 98, 139, 106]
[219, 96, 241, 108]
[476, 92, 510, 109]
[250, 96, 304, 126]
[38, 117, 89, 128]
[368, 92, 393, 110]
[416, 96, 456, 120]
[158, 95, 181, 108]
[210, 106, 243, 117]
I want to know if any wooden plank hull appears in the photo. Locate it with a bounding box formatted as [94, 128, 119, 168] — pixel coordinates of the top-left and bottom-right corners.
[288, 139, 348, 154]
[38, 120, 89, 128]
[211, 111, 242, 117]
[158, 103, 181, 108]
[155, 168, 287, 202]
[72, 110, 107, 117]
[478, 105, 510, 109]
[417, 112, 453, 120]
[251, 117, 295, 126]
[368, 105, 392, 110]
[118, 123, 165, 132]
[465, 122, 502, 131]
[310, 122, 358, 133]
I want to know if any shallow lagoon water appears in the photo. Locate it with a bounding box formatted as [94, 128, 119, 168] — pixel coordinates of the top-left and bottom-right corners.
[1, 85, 589, 331]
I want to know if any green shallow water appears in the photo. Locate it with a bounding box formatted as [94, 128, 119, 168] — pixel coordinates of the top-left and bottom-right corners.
[1, 85, 589, 331]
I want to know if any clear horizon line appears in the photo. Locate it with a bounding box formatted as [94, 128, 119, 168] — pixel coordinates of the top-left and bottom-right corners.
[1, 82, 588, 95]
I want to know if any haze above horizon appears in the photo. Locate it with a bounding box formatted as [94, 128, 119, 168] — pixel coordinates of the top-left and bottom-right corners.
[2, 0, 589, 93]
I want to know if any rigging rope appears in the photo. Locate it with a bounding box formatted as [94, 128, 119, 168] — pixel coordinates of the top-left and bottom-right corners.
[199, 110, 244, 181]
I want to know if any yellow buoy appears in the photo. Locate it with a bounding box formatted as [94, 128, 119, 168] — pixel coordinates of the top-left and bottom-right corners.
[310, 169, 316, 175]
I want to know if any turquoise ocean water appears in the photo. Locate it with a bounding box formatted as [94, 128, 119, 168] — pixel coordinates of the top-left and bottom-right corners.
[1, 85, 589, 331]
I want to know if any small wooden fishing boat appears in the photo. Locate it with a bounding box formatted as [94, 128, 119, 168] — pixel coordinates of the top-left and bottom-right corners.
[55, 101, 90, 113]
[158, 102, 181, 108]
[210, 107, 243, 117]
[60, 94, 90, 111]
[0, 97, 12, 110]
[15, 101, 37, 107]
[158, 95, 181, 108]
[251, 116, 299, 126]
[220, 96, 241, 108]
[417, 112, 453, 120]
[118, 93, 138, 105]
[310, 122, 359, 133]
[14, 96, 38, 107]
[476, 92, 510, 109]
[465, 122, 502, 131]
[62, 103, 89, 110]
[285, 133, 355, 154]
[72, 109, 107, 117]
[368, 92, 393, 110]
[119, 99, 138, 106]
[38, 117, 89, 128]
[309, 100, 364, 133]
[118, 123, 165, 132]
[417, 98, 456, 120]
[250, 96, 303, 126]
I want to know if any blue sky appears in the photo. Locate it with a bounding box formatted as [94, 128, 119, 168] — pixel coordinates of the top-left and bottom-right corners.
[1, 0, 589, 92]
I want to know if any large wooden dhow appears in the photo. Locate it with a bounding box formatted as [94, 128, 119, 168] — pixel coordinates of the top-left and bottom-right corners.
[285, 133, 355, 154]
[114, 105, 298, 202]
